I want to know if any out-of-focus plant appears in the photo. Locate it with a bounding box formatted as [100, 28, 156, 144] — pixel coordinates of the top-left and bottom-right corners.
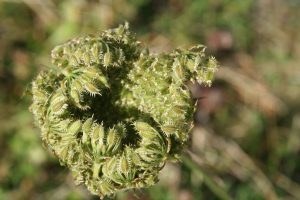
[30, 23, 218, 198]
[154, 0, 254, 50]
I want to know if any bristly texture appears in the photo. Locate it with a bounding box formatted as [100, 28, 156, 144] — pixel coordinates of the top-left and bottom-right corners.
[30, 23, 218, 198]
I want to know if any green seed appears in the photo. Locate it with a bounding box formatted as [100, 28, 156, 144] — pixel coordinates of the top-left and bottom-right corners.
[68, 120, 81, 135]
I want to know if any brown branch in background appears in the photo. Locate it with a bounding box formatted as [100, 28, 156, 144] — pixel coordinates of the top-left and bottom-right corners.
[216, 67, 286, 116]
[273, 172, 300, 200]
[191, 127, 280, 200]
[22, 0, 58, 27]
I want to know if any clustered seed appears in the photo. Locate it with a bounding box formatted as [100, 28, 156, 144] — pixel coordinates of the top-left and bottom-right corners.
[30, 23, 218, 198]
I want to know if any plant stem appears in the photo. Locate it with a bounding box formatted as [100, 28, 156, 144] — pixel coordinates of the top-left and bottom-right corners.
[182, 153, 233, 200]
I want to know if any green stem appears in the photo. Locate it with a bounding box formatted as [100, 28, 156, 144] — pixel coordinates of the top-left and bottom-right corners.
[182, 153, 233, 200]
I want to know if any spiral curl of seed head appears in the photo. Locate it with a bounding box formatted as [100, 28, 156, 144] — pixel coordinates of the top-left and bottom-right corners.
[30, 23, 218, 198]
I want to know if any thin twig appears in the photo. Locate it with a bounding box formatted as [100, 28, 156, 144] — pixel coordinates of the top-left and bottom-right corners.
[182, 152, 234, 200]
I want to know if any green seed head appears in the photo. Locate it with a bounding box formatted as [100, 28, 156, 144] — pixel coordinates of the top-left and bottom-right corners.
[30, 23, 218, 198]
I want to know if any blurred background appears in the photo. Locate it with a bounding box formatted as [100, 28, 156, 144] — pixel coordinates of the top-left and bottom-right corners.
[0, 0, 300, 199]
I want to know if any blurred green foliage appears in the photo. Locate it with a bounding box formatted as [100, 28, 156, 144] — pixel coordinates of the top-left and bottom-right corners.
[0, 0, 300, 200]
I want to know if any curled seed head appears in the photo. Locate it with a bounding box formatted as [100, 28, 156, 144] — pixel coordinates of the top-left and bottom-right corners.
[30, 23, 217, 198]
